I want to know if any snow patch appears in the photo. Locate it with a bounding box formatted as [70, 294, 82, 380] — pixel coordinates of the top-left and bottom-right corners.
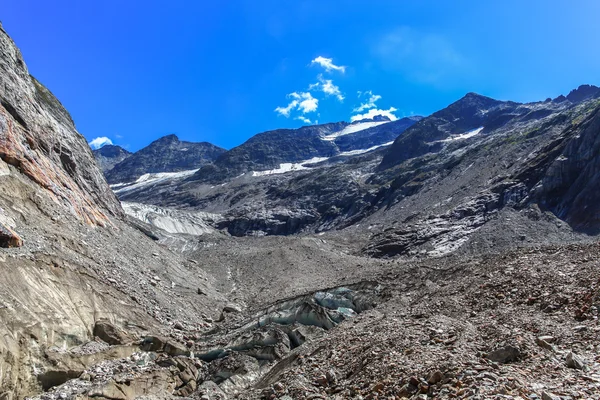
[251, 157, 329, 177]
[437, 127, 484, 143]
[338, 141, 394, 156]
[322, 121, 390, 141]
[112, 169, 199, 194]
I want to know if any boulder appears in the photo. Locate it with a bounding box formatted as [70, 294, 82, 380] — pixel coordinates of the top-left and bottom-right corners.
[486, 345, 521, 363]
[566, 352, 587, 370]
[93, 321, 129, 345]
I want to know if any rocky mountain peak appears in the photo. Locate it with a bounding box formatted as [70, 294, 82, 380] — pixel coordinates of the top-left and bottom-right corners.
[104, 134, 226, 184]
[565, 84, 600, 103]
[353, 114, 392, 123]
[94, 144, 131, 157]
[92, 144, 132, 173]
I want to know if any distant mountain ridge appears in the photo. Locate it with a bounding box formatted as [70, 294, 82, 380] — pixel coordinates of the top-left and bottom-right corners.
[102, 134, 225, 184]
[189, 116, 421, 184]
[92, 144, 132, 172]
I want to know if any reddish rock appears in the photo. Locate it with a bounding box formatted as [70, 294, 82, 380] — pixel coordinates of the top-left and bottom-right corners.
[0, 221, 22, 247]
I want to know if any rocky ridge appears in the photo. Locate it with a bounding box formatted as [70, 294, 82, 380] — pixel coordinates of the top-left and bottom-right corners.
[92, 144, 132, 173]
[104, 134, 225, 184]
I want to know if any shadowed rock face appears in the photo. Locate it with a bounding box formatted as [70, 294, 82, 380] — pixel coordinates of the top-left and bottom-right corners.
[92, 144, 132, 173]
[379, 93, 520, 170]
[104, 134, 225, 184]
[0, 23, 122, 225]
[531, 105, 600, 233]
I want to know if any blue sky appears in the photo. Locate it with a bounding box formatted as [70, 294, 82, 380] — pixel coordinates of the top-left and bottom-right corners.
[3, 1, 600, 151]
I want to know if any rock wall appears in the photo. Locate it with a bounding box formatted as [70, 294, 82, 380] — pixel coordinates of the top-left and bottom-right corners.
[0, 23, 122, 226]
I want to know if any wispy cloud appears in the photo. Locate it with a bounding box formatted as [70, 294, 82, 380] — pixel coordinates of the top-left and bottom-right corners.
[353, 90, 382, 112]
[309, 75, 344, 101]
[311, 56, 346, 73]
[89, 137, 113, 149]
[295, 116, 312, 124]
[374, 27, 466, 85]
[351, 107, 398, 122]
[275, 92, 319, 117]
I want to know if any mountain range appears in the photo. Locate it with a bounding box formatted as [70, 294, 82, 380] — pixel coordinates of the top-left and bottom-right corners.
[2, 22, 600, 399]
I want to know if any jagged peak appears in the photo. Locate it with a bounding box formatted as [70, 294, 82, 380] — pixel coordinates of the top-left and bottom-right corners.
[93, 144, 131, 156]
[565, 84, 600, 103]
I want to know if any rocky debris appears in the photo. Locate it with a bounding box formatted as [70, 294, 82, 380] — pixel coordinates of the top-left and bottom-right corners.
[364, 192, 499, 257]
[196, 380, 228, 399]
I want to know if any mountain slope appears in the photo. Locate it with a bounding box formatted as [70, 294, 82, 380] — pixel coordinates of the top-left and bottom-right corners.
[92, 144, 132, 172]
[105, 134, 225, 184]
[189, 117, 420, 183]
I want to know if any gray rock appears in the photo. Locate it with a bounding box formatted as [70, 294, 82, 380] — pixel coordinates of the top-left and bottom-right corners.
[93, 321, 129, 345]
[541, 391, 560, 400]
[486, 345, 521, 363]
[566, 352, 586, 370]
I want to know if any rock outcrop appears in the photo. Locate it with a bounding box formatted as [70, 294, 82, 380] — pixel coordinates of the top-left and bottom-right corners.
[0, 23, 122, 225]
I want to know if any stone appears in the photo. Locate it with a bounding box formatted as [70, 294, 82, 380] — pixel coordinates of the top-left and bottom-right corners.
[566, 352, 586, 370]
[536, 337, 555, 351]
[542, 391, 560, 400]
[428, 370, 445, 384]
[316, 374, 328, 386]
[93, 321, 129, 345]
[486, 345, 521, 363]
[223, 304, 242, 313]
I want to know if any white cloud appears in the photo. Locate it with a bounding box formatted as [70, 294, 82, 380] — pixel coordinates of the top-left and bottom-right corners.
[311, 56, 346, 73]
[89, 137, 113, 149]
[275, 99, 298, 117]
[275, 92, 318, 117]
[309, 75, 344, 101]
[295, 116, 312, 124]
[350, 107, 398, 122]
[354, 90, 382, 112]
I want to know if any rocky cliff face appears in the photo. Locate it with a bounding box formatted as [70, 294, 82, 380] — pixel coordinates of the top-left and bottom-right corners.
[0, 25, 225, 398]
[0, 24, 123, 226]
[530, 102, 600, 233]
[105, 134, 225, 184]
[92, 144, 131, 172]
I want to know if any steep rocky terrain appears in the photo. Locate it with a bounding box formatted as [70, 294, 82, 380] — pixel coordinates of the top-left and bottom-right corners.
[92, 145, 131, 173]
[2, 21, 600, 400]
[104, 135, 225, 184]
[186, 116, 420, 184]
[0, 24, 228, 399]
